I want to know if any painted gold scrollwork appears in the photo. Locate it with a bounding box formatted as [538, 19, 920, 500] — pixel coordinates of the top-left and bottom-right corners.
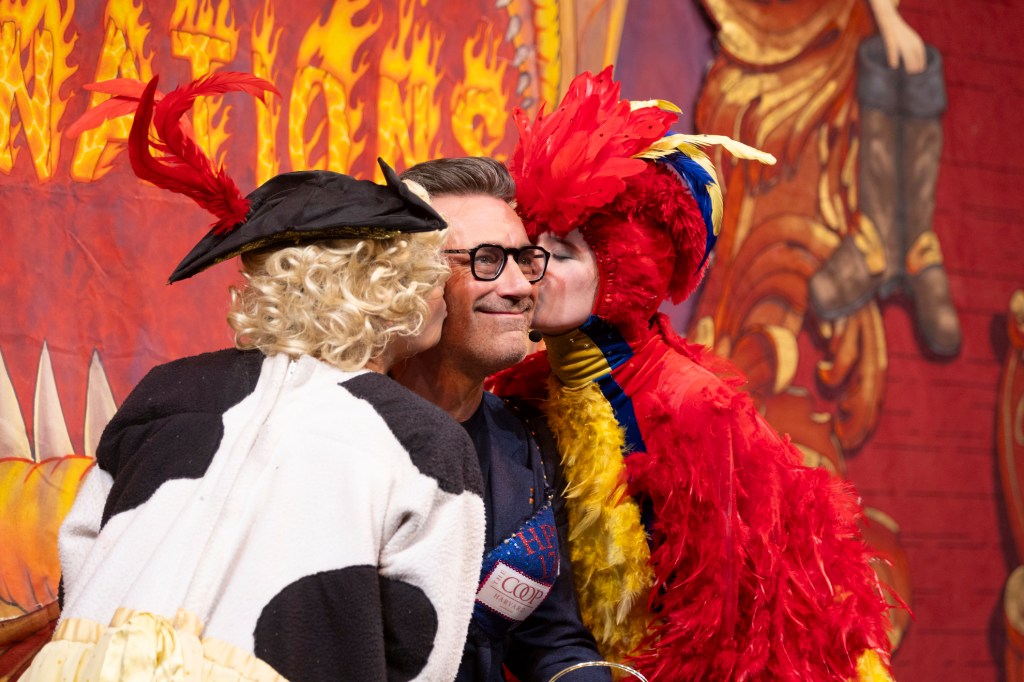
[693, 0, 909, 646]
[999, 290, 1024, 680]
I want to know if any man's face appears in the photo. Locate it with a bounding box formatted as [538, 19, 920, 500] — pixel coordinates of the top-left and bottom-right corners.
[431, 193, 536, 379]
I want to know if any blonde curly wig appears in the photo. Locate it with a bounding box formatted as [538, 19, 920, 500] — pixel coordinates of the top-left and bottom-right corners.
[228, 230, 448, 371]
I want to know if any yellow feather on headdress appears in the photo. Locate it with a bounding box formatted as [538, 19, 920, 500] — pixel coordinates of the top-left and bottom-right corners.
[644, 132, 778, 165]
[628, 98, 683, 114]
[634, 133, 776, 238]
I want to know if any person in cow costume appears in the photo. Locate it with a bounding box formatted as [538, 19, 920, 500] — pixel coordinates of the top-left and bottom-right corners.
[24, 73, 485, 682]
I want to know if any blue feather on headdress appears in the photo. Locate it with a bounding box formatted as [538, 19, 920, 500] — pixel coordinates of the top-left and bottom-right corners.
[659, 151, 717, 269]
[634, 128, 776, 272]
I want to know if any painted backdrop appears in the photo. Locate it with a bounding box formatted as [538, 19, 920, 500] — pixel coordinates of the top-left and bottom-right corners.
[2, 1, 1023, 681]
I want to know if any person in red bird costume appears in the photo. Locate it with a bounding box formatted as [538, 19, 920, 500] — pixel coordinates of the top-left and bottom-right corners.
[489, 67, 898, 681]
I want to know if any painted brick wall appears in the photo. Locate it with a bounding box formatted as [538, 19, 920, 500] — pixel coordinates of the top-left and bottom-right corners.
[846, 2, 1023, 679]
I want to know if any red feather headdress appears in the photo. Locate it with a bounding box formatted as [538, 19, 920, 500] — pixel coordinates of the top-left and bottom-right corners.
[510, 67, 775, 311]
[68, 72, 279, 235]
[509, 67, 677, 238]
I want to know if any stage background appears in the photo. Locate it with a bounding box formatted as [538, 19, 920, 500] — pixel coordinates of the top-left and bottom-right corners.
[1, 1, 1022, 680]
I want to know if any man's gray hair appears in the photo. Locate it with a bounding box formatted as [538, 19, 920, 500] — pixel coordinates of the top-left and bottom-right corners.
[400, 157, 516, 205]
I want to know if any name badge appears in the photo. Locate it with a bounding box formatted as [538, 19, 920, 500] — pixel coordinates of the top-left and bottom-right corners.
[476, 560, 553, 622]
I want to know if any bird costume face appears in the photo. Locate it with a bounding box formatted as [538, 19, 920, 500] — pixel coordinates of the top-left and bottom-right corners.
[571, 166, 706, 334]
[533, 230, 599, 335]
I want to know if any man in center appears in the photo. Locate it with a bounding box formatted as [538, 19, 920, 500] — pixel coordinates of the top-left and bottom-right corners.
[396, 157, 609, 682]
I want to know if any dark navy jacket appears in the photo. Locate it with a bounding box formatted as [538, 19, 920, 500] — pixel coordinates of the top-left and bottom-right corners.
[456, 392, 610, 682]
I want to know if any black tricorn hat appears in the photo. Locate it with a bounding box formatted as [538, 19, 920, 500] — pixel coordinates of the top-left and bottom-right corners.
[169, 158, 447, 282]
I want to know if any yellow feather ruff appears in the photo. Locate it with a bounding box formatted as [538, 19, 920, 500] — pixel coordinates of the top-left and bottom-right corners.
[853, 649, 895, 682]
[543, 379, 654, 663]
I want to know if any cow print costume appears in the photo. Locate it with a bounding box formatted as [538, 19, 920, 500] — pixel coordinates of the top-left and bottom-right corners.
[56, 349, 485, 681]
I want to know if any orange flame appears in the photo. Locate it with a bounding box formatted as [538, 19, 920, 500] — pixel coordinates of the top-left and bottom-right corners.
[289, 0, 379, 173]
[376, 0, 442, 178]
[170, 0, 240, 167]
[0, 455, 93, 618]
[0, 0, 78, 182]
[0, 342, 115, 618]
[69, 0, 154, 182]
[250, 0, 281, 185]
[451, 20, 510, 159]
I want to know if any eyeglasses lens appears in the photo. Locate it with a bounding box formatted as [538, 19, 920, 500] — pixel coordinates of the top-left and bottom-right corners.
[516, 248, 547, 282]
[467, 245, 549, 282]
[472, 246, 504, 279]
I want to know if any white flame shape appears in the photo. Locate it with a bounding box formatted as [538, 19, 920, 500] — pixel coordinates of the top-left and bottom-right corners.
[0, 342, 117, 461]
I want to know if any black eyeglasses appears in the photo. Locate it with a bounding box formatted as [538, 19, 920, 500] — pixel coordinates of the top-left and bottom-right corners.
[443, 244, 551, 283]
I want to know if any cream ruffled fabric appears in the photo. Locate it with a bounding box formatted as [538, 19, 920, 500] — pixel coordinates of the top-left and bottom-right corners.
[22, 608, 287, 681]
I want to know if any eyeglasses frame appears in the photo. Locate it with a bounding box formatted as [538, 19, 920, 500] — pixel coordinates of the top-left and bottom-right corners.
[443, 243, 551, 283]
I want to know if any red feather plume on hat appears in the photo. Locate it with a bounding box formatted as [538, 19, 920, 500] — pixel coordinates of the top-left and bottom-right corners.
[68, 72, 279, 235]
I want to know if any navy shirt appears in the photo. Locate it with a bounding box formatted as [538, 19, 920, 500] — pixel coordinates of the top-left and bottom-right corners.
[455, 392, 610, 682]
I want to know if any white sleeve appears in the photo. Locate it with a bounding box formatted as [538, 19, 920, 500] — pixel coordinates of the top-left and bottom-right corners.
[57, 464, 114, 614]
[379, 458, 485, 682]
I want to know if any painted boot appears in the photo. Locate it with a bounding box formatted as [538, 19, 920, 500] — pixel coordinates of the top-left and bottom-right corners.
[809, 36, 903, 319]
[901, 44, 961, 356]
